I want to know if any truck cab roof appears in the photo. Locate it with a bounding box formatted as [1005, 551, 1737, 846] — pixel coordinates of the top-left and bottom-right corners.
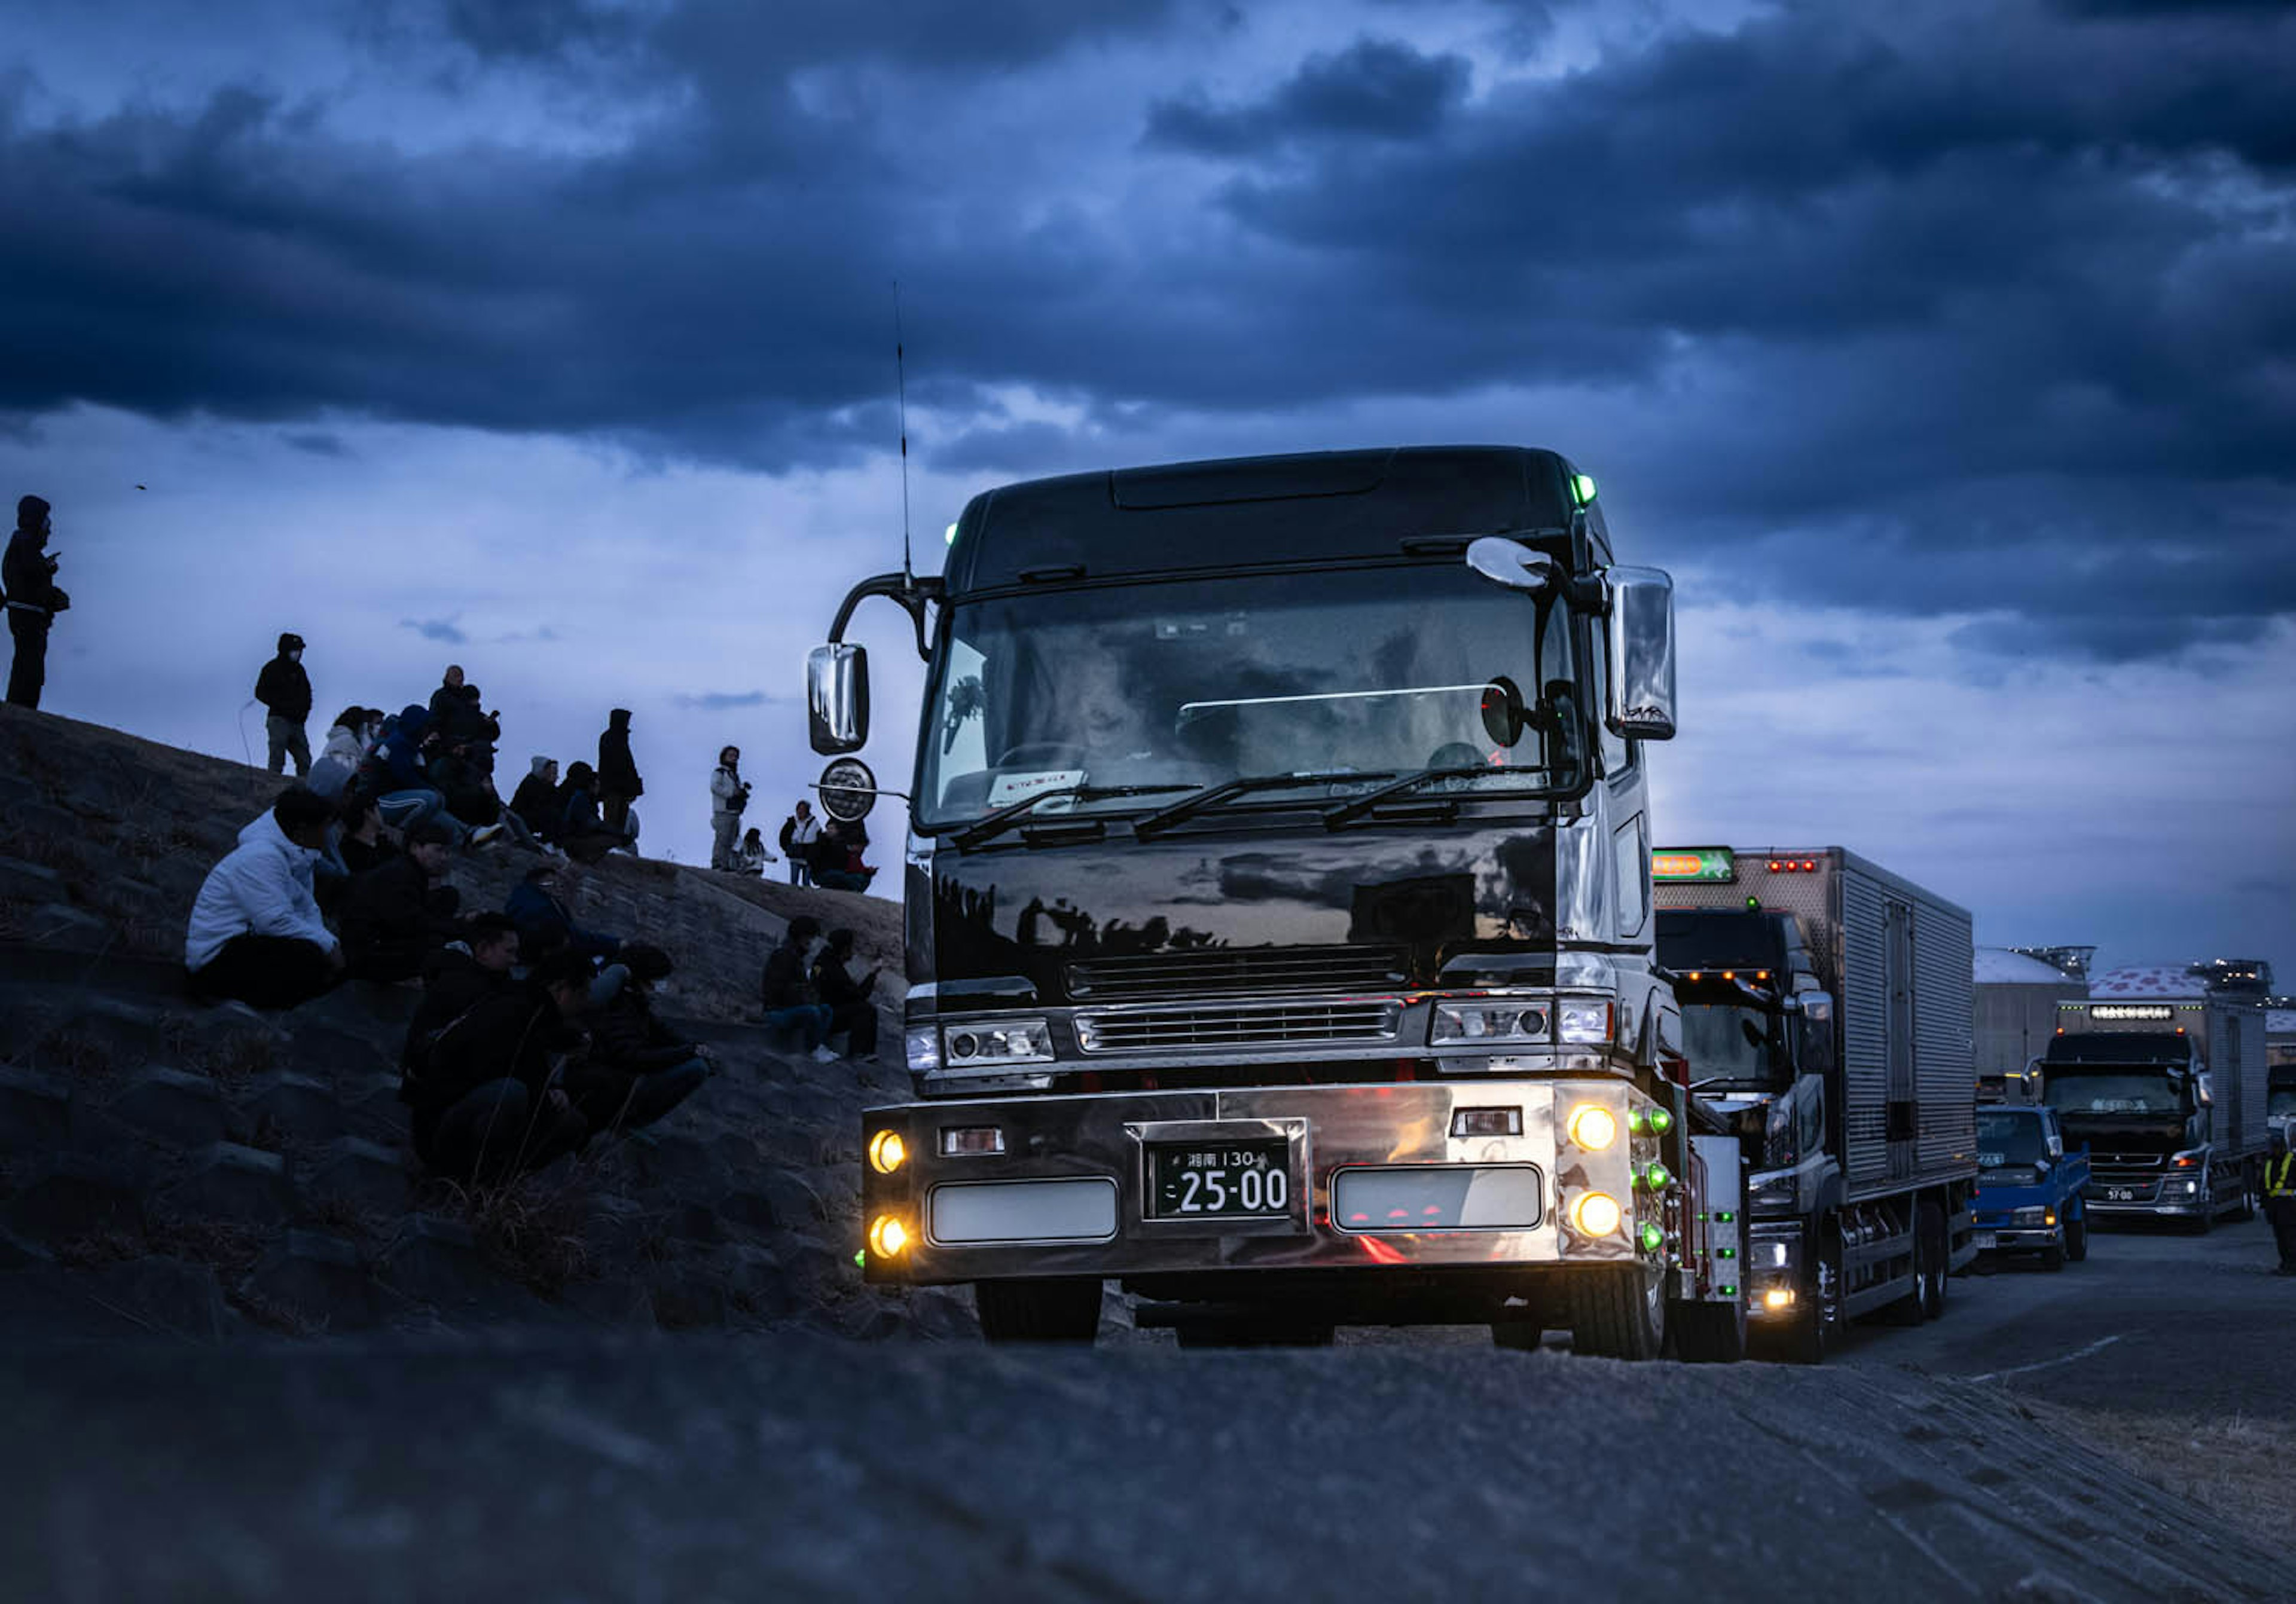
[942, 445, 1605, 599]
[2044, 1032, 2197, 1066]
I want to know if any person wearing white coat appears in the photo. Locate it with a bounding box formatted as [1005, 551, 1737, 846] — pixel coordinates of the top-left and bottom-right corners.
[709, 746, 753, 871]
[185, 788, 344, 1009]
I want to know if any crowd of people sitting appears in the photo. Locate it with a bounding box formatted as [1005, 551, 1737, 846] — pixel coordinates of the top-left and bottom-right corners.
[175, 658, 890, 1189]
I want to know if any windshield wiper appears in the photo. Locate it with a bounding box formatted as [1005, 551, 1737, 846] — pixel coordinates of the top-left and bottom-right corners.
[1131, 771, 1395, 840]
[949, 784, 1192, 851]
[1321, 765, 1527, 827]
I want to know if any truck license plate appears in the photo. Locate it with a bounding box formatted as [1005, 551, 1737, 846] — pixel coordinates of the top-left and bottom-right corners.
[2107, 1187, 2135, 1202]
[1147, 1140, 1291, 1218]
[1973, 1232, 1997, 1250]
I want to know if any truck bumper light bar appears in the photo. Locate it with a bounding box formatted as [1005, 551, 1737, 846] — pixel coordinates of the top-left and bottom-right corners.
[928, 1178, 1118, 1246]
[939, 1125, 1006, 1157]
[1451, 1106, 1524, 1138]
[1332, 1166, 1544, 1233]
[1571, 1190, 1623, 1238]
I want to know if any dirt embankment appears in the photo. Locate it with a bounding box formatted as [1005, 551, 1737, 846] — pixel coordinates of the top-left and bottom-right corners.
[0, 702, 966, 1343]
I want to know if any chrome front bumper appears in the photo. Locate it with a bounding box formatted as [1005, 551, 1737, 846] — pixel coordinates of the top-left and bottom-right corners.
[860, 1080, 1665, 1287]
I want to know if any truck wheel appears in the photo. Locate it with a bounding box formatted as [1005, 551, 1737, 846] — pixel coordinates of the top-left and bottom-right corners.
[1779, 1220, 1842, 1365]
[975, 1278, 1103, 1344]
[1881, 1202, 1947, 1324]
[1570, 1264, 1666, 1361]
[2065, 1206, 2089, 1263]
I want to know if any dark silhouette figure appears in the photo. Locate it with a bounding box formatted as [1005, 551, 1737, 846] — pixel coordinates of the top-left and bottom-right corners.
[253, 632, 313, 776]
[597, 708, 643, 838]
[4, 495, 69, 710]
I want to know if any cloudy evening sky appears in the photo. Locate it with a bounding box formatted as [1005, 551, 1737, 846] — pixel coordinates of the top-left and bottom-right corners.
[4, 0, 2291, 974]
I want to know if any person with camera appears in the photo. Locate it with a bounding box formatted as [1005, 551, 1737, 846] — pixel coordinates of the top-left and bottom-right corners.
[709, 743, 753, 870]
[4, 494, 71, 710]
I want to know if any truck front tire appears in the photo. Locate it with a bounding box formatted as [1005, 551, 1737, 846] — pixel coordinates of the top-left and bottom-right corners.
[1570, 1264, 1666, 1361]
[975, 1278, 1103, 1344]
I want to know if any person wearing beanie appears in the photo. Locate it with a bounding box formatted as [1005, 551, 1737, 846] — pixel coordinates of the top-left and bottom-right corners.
[4, 494, 70, 710]
[510, 756, 561, 845]
[252, 631, 314, 776]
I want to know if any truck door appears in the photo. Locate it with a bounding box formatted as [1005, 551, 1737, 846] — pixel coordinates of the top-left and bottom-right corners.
[1885, 898, 1917, 1181]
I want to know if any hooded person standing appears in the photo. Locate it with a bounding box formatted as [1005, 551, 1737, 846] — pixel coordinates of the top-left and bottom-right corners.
[253, 633, 314, 776]
[4, 494, 70, 710]
[597, 708, 643, 840]
[709, 744, 751, 870]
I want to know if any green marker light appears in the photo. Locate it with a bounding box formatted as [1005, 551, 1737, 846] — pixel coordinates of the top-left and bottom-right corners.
[1648, 1108, 1674, 1135]
[853, 1250, 867, 1268]
[1643, 1163, 1673, 1191]
[944, 521, 959, 546]
[1638, 1223, 1665, 1253]
[1572, 472, 1598, 507]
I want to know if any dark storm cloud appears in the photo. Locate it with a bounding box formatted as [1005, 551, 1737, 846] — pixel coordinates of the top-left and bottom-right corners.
[1144, 38, 1472, 155]
[1, 0, 2292, 659]
[673, 689, 774, 710]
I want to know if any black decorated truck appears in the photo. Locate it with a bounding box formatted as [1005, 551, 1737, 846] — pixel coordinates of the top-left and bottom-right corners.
[1650, 847, 1979, 1361]
[811, 445, 1748, 1358]
[2044, 988, 2271, 1226]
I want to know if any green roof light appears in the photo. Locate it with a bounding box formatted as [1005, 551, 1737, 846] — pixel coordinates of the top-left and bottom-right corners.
[944, 521, 960, 546]
[1572, 472, 1598, 507]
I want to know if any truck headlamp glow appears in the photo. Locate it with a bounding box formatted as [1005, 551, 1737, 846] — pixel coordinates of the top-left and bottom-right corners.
[943, 1019, 1054, 1067]
[1566, 1104, 1619, 1150]
[1571, 1191, 1623, 1236]
[867, 1130, 907, 1175]
[867, 1215, 911, 1257]
[1556, 1000, 1613, 1045]
[1432, 1001, 1550, 1044]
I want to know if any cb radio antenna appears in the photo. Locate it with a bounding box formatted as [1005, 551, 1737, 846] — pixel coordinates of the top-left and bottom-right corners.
[894, 280, 913, 587]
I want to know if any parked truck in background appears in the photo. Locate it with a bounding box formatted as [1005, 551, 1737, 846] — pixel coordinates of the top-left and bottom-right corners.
[812, 445, 1748, 1359]
[1651, 847, 1979, 1362]
[2045, 990, 2271, 1226]
[1971, 1104, 2090, 1270]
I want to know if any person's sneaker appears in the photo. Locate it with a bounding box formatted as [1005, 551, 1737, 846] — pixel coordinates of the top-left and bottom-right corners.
[468, 822, 505, 848]
[811, 1044, 841, 1064]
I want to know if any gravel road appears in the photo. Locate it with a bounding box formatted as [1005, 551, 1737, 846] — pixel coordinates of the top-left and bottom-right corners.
[8, 1214, 2289, 1604]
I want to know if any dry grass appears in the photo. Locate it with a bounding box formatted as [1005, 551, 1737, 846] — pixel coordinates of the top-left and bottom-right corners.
[2034, 1403, 2296, 1546]
[440, 1162, 616, 1295]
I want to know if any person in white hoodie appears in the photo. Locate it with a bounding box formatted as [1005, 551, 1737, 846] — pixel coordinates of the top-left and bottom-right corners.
[708, 745, 752, 870]
[185, 787, 344, 1008]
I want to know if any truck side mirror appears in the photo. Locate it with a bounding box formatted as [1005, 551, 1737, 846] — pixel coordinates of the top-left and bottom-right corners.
[1602, 566, 1677, 741]
[808, 643, 870, 755]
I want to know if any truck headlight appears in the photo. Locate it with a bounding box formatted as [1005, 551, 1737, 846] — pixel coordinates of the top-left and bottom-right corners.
[2012, 1206, 2048, 1226]
[943, 1019, 1054, 1067]
[1750, 1170, 1799, 1212]
[1555, 1000, 1613, 1044]
[905, 1027, 942, 1073]
[1432, 1001, 1550, 1044]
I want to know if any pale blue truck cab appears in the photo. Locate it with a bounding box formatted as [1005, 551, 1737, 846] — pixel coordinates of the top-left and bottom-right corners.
[1971, 1105, 2090, 1270]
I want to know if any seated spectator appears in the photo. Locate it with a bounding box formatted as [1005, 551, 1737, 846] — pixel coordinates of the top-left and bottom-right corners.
[430, 666, 502, 776]
[734, 826, 774, 876]
[810, 816, 876, 892]
[401, 948, 593, 1184]
[307, 705, 372, 799]
[509, 756, 561, 844]
[400, 912, 521, 1069]
[335, 796, 401, 877]
[565, 943, 709, 1136]
[506, 862, 621, 967]
[812, 926, 883, 1061]
[184, 787, 344, 1009]
[760, 916, 836, 1062]
[427, 740, 505, 832]
[340, 821, 464, 982]
[556, 760, 633, 864]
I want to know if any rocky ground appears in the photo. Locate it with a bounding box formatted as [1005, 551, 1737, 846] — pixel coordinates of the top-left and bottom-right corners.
[0, 702, 979, 1343]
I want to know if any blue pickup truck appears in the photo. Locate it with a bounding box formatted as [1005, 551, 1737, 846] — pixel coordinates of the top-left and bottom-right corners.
[1972, 1105, 2091, 1270]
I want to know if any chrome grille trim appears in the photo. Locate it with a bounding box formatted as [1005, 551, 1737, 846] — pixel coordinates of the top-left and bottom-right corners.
[1073, 1000, 1403, 1054]
[1066, 945, 1409, 1003]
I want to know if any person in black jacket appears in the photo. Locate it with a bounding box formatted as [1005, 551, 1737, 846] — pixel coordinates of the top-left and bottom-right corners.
[340, 821, 463, 981]
[810, 927, 881, 1060]
[400, 913, 520, 1071]
[402, 948, 592, 1183]
[509, 756, 560, 844]
[597, 708, 643, 838]
[564, 943, 709, 1136]
[429, 665, 502, 774]
[5, 495, 70, 710]
[556, 760, 632, 864]
[253, 632, 313, 777]
[761, 916, 836, 1060]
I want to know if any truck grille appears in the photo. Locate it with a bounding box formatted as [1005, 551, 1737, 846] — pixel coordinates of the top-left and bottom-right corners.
[1067, 945, 1408, 1003]
[1073, 1000, 1403, 1054]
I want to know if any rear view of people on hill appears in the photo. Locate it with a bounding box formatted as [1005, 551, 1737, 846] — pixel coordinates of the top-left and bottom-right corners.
[184, 786, 344, 1009]
[401, 947, 593, 1184]
[5, 494, 69, 710]
[252, 632, 313, 777]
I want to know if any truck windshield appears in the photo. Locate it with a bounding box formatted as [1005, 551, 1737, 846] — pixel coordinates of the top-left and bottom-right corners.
[2044, 1070, 2183, 1117]
[917, 564, 1583, 827]
[1680, 1003, 1780, 1089]
[2270, 1087, 2296, 1121]
[1976, 1111, 2048, 1166]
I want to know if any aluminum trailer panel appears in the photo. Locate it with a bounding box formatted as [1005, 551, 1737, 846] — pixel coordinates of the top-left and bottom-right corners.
[1655, 847, 1977, 1202]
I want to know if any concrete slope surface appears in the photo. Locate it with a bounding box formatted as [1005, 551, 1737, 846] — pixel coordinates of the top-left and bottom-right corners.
[3, 1336, 2277, 1603]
